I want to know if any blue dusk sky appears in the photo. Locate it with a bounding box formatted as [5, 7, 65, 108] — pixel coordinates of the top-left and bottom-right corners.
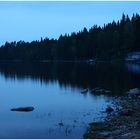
[0, 1, 140, 45]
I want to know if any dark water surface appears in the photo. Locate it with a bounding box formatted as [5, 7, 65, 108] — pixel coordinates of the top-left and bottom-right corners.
[0, 62, 139, 138]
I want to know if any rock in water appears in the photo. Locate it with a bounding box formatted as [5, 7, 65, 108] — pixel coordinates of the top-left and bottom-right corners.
[127, 88, 140, 97]
[11, 106, 34, 112]
[106, 106, 114, 113]
[105, 90, 112, 94]
[95, 89, 105, 94]
[81, 89, 88, 93]
[91, 87, 101, 93]
[97, 131, 111, 138]
[119, 109, 133, 116]
[91, 88, 112, 94]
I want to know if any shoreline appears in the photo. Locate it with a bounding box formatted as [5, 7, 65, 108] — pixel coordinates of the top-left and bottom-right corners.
[83, 88, 140, 139]
[0, 59, 138, 63]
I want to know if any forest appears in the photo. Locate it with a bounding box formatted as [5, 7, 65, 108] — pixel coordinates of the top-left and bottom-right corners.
[0, 13, 140, 61]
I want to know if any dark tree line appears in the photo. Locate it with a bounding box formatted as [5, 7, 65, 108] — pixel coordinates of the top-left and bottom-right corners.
[0, 13, 140, 61]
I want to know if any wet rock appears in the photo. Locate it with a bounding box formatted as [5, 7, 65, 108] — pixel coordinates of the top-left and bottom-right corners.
[106, 106, 114, 113]
[91, 88, 112, 95]
[58, 122, 64, 126]
[11, 106, 34, 112]
[81, 89, 88, 93]
[87, 59, 96, 64]
[105, 90, 112, 94]
[117, 125, 127, 130]
[127, 88, 140, 98]
[119, 109, 133, 116]
[91, 89, 95, 93]
[112, 129, 122, 135]
[97, 131, 111, 138]
[92, 88, 105, 94]
[135, 120, 140, 129]
[95, 89, 105, 94]
[120, 132, 136, 139]
[91, 87, 101, 93]
[138, 95, 140, 99]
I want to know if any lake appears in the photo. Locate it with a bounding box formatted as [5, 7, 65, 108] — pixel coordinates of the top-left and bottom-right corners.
[0, 61, 139, 138]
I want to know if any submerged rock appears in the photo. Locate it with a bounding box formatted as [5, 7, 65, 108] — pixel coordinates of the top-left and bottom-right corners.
[119, 109, 133, 116]
[91, 87, 101, 93]
[120, 132, 137, 139]
[91, 88, 112, 95]
[11, 106, 34, 112]
[87, 59, 96, 64]
[58, 122, 64, 126]
[105, 90, 112, 94]
[91, 88, 105, 94]
[127, 88, 140, 97]
[97, 131, 111, 138]
[95, 89, 105, 94]
[106, 106, 114, 113]
[81, 89, 88, 93]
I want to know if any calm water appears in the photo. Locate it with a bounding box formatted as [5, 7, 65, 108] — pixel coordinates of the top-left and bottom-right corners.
[0, 62, 139, 138]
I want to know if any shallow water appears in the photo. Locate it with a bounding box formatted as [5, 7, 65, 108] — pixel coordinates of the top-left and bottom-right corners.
[0, 62, 139, 138]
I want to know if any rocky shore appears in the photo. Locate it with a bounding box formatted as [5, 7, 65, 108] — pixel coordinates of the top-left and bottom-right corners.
[84, 88, 140, 139]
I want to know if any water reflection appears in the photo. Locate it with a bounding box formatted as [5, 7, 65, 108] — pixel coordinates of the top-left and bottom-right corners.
[0, 62, 140, 96]
[0, 62, 139, 138]
[126, 63, 140, 74]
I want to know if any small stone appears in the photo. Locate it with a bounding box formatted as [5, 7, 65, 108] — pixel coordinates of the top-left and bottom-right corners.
[95, 89, 105, 94]
[81, 89, 88, 93]
[97, 131, 111, 138]
[120, 132, 134, 138]
[106, 106, 114, 113]
[91, 89, 96, 93]
[58, 122, 64, 126]
[105, 90, 112, 94]
[112, 129, 122, 135]
[138, 95, 140, 98]
[127, 88, 140, 97]
[119, 109, 133, 116]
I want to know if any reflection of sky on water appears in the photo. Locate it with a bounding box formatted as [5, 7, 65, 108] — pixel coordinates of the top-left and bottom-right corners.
[0, 73, 111, 138]
[0, 62, 140, 138]
[126, 63, 140, 74]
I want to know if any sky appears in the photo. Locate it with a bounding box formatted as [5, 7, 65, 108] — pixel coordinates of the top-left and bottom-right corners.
[0, 1, 140, 45]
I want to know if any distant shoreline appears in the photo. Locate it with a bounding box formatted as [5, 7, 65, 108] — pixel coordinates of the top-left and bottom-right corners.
[0, 59, 139, 64]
